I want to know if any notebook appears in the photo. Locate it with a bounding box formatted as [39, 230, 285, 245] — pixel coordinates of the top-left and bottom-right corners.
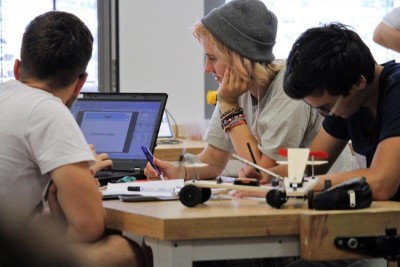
[157, 111, 180, 144]
[70, 92, 168, 185]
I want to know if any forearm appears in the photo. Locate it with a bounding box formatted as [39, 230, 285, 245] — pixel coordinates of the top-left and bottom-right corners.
[50, 193, 105, 243]
[185, 147, 230, 180]
[51, 164, 106, 242]
[66, 215, 105, 242]
[218, 100, 279, 179]
[228, 124, 262, 163]
[373, 23, 400, 52]
[182, 163, 223, 180]
[62, 191, 105, 242]
[316, 168, 397, 200]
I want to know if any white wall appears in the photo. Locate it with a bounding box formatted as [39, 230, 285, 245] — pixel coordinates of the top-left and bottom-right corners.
[118, 0, 207, 137]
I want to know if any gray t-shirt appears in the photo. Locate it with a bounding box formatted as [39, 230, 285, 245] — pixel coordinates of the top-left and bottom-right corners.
[205, 67, 356, 172]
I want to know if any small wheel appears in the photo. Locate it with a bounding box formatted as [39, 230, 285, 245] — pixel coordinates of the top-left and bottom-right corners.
[200, 188, 212, 203]
[179, 184, 203, 207]
[266, 189, 287, 209]
[307, 190, 314, 209]
[271, 178, 280, 187]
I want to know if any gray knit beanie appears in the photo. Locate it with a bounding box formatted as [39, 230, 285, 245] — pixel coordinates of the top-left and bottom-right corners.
[201, 0, 277, 62]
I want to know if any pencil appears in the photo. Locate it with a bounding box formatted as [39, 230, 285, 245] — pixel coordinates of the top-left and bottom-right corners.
[246, 142, 260, 173]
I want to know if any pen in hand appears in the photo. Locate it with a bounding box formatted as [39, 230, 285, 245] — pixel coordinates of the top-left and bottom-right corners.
[141, 145, 165, 180]
[246, 142, 260, 173]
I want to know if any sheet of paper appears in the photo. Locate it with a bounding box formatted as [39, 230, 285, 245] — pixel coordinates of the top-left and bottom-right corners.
[103, 179, 184, 197]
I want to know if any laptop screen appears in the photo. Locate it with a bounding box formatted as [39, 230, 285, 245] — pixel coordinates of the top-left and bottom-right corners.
[70, 93, 168, 171]
[158, 112, 174, 139]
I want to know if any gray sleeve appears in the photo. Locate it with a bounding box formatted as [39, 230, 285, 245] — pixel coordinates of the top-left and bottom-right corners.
[257, 90, 321, 162]
[383, 7, 400, 29]
[204, 104, 235, 153]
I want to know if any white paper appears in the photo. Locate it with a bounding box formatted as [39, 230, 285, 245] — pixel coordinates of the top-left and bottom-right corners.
[103, 179, 184, 197]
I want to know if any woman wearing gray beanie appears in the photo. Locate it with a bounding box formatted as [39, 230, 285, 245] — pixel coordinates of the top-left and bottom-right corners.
[145, 1, 355, 189]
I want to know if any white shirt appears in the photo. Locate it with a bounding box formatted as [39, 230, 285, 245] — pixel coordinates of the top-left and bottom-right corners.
[0, 80, 94, 217]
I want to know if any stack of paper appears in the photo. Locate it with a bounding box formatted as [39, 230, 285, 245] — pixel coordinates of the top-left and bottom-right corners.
[103, 179, 184, 197]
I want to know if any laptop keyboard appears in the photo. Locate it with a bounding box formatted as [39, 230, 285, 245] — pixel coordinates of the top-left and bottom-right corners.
[95, 171, 137, 186]
[96, 171, 135, 178]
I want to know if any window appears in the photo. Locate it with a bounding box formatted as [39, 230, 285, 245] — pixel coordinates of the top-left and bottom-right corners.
[259, 0, 400, 63]
[0, 0, 98, 92]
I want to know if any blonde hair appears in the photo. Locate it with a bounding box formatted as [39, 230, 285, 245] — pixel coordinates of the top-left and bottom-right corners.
[193, 22, 285, 92]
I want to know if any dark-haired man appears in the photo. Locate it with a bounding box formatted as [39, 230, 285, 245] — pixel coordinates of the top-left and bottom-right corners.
[283, 23, 400, 201]
[0, 11, 144, 266]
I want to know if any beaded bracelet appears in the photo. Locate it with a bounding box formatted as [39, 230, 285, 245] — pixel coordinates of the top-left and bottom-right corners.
[220, 107, 243, 121]
[220, 110, 244, 123]
[224, 119, 247, 132]
[221, 113, 246, 129]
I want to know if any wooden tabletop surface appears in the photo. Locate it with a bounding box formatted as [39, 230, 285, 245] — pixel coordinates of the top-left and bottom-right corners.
[154, 139, 208, 161]
[104, 198, 400, 260]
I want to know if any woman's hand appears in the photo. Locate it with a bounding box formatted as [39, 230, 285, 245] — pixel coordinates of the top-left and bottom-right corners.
[231, 189, 267, 198]
[144, 157, 182, 180]
[238, 165, 274, 185]
[88, 144, 113, 174]
[238, 165, 262, 180]
[217, 67, 249, 110]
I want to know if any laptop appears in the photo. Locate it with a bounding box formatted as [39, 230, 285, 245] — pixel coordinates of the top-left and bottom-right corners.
[70, 92, 168, 185]
[157, 111, 180, 144]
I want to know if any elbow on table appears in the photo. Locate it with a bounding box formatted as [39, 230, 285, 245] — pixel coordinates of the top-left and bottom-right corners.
[371, 182, 399, 201]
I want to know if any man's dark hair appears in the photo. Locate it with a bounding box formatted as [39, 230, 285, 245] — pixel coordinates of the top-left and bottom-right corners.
[20, 11, 93, 90]
[284, 23, 375, 99]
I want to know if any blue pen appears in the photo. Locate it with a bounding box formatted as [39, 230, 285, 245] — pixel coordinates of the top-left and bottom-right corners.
[141, 145, 165, 180]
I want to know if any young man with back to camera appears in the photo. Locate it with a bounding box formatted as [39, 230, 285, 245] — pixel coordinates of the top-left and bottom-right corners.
[283, 22, 400, 201]
[0, 11, 145, 267]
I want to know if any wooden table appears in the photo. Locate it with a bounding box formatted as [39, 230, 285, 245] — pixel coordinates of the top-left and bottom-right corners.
[154, 139, 207, 161]
[103, 198, 400, 266]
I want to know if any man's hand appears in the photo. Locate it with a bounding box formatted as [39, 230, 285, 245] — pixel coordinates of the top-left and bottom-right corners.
[88, 144, 112, 175]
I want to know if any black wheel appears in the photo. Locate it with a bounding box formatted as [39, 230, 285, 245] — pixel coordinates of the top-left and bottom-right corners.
[200, 188, 212, 203]
[266, 189, 287, 208]
[271, 178, 280, 187]
[307, 190, 314, 209]
[179, 184, 203, 207]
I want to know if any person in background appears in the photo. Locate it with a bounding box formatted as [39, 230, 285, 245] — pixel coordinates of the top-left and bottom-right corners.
[373, 7, 400, 52]
[145, 0, 355, 184]
[0, 11, 144, 267]
[284, 22, 400, 201]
